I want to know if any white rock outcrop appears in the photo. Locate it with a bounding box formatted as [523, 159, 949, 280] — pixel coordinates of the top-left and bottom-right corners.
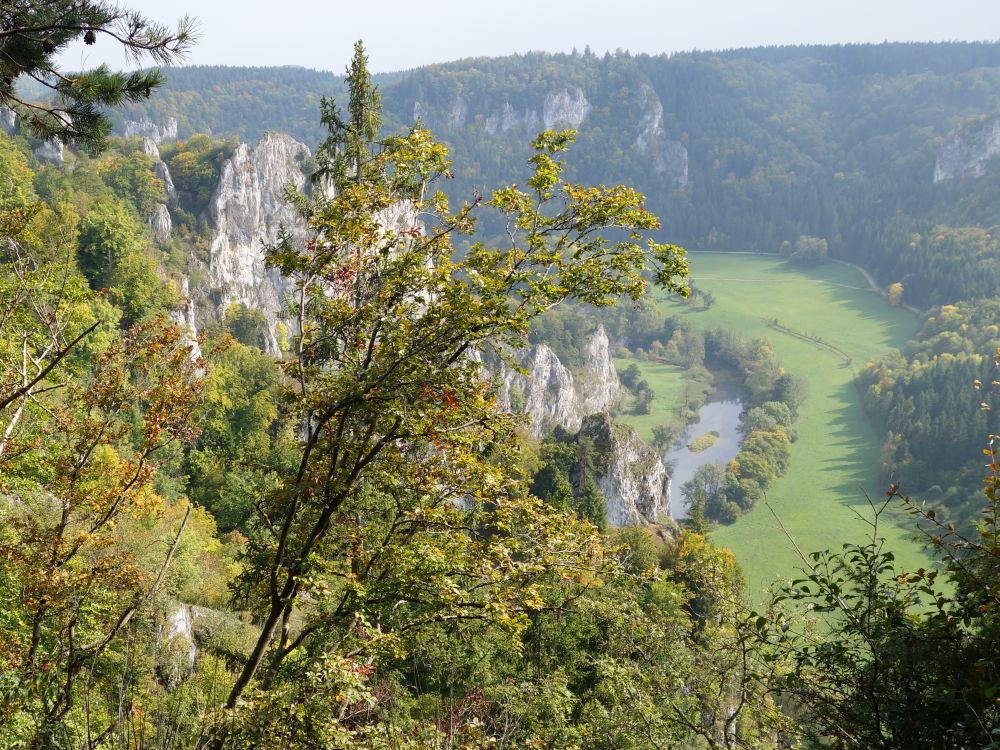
[575, 413, 671, 526]
[33, 139, 64, 163]
[576, 327, 622, 416]
[154, 159, 176, 200]
[167, 604, 197, 669]
[149, 203, 172, 244]
[124, 116, 178, 144]
[158, 603, 197, 688]
[934, 116, 1000, 182]
[484, 101, 541, 135]
[170, 276, 202, 361]
[205, 132, 311, 353]
[1, 106, 17, 134]
[141, 137, 160, 158]
[633, 83, 688, 186]
[449, 97, 469, 128]
[500, 344, 579, 436]
[138, 137, 177, 200]
[543, 88, 591, 130]
[498, 326, 620, 437]
[416, 87, 590, 136]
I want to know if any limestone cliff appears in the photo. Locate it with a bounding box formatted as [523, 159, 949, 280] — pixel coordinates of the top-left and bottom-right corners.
[633, 83, 688, 187]
[169, 277, 202, 360]
[149, 203, 172, 244]
[33, 139, 64, 163]
[124, 116, 178, 144]
[493, 327, 669, 526]
[414, 87, 592, 137]
[1, 106, 17, 134]
[934, 115, 1000, 182]
[499, 344, 578, 436]
[574, 413, 671, 526]
[498, 326, 620, 438]
[158, 602, 258, 689]
[203, 132, 312, 353]
[408, 84, 686, 186]
[542, 88, 591, 130]
[158, 604, 196, 688]
[484, 101, 541, 136]
[140, 138, 177, 201]
[171, 131, 425, 355]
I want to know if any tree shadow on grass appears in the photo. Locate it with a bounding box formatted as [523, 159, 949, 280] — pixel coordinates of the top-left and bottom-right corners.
[811, 380, 886, 508]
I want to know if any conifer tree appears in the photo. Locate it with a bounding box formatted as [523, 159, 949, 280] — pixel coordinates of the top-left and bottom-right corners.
[315, 40, 383, 187]
[0, 1, 194, 151]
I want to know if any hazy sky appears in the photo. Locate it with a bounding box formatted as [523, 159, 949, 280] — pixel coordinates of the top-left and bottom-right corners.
[60, 0, 1000, 74]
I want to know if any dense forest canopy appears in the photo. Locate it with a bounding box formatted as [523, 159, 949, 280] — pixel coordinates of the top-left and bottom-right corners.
[113, 43, 1000, 301]
[1, 25, 999, 749]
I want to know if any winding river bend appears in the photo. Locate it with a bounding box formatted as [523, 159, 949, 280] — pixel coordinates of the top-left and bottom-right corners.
[666, 394, 743, 519]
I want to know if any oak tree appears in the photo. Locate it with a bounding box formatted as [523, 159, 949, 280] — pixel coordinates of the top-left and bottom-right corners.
[207, 41, 689, 747]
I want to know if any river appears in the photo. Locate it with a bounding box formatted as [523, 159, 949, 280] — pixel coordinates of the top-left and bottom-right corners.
[665, 393, 743, 520]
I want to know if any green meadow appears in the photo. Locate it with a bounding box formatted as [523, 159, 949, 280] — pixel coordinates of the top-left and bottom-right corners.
[642, 253, 928, 597]
[610, 359, 704, 444]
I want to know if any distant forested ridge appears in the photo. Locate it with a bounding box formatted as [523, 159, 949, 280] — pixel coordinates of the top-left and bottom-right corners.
[116, 42, 1000, 304]
[111, 41, 1000, 525]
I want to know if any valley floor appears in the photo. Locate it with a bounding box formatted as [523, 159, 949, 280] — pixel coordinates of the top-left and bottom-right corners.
[645, 253, 930, 596]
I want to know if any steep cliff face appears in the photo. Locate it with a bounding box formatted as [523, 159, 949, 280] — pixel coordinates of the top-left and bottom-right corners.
[408, 83, 685, 186]
[414, 87, 592, 137]
[633, 84, 688, 186]
[158, 603, 259, 689]
[575, 413, 671, 526]
[168, 131, 423, 355]
[33, 139, 64, 163]
[158, 604, 197, 688]
[498, 326, 620, 437]
[499, 344, 578, 436]
[1, 106, 17, 134]
[140, 138, 177, 200]
[155, 159, 177, 200]
[149, 203, 172, 244]
[414, 97, 470, 128]
[575, 326, 621, 416]
[934, 116, 1000, 182]
[493, 327, 669, 527]
[543, 88, 591, 130]
[167, 605, 197, 668]
[169, 277, 202, 360]
[484, 101, 541, 136]
[203, 132, 312, 353]
[124, 116, 178, 144]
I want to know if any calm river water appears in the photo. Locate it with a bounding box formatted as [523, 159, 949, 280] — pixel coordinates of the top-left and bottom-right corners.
[666, 396, 743, 519]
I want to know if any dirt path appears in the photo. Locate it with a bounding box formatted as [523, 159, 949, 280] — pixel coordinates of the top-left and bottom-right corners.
[693, 276, 872, 292]
[827, 258, 920, 314]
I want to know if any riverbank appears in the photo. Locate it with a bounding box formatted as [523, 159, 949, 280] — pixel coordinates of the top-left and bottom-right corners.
[650, 253, 928, 599]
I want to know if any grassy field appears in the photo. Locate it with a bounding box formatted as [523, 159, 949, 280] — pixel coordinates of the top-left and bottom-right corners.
[610, 358, 706, 444]
[647, 253, 928, 598]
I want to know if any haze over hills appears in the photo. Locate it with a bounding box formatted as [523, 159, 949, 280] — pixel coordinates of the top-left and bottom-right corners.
[116, 43, 1000, 300]
[103, 43, 1000, 527]
[5, 9, 1000, 744]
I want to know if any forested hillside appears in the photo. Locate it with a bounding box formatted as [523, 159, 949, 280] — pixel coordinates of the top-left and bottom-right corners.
[110, 42, 1000, 526]
[116, 43, 1000, 302]
[3, 5, 1000, 743]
